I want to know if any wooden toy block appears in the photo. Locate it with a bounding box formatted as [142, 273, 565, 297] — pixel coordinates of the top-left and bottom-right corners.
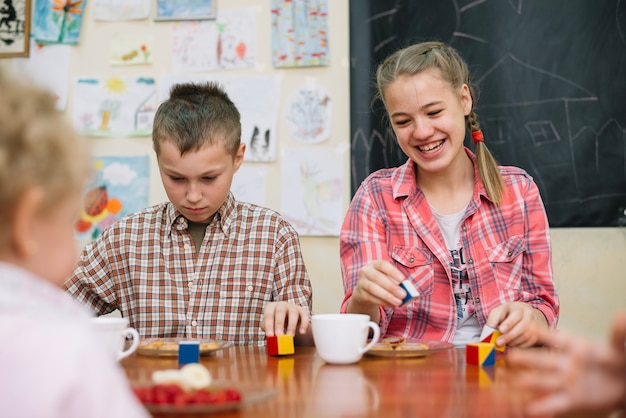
[178, 341, 200, 366]
[481, 329, 506, 352]
[266, 334, 295, 356]
[399, 280, 420, 306]
[466, 342, 495, 366]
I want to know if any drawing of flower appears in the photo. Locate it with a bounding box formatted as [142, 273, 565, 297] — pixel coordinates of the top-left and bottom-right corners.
[51, 0, 82, 42]
[140, 44, 150, 62]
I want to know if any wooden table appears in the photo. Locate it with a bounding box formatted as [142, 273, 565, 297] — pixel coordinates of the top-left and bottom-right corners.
[121, 345, 609, 418]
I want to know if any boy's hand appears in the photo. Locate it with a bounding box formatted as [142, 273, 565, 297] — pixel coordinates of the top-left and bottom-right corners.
[262, 301, 310, 337]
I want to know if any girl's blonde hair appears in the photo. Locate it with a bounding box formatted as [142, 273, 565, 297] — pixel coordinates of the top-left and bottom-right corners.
[0, 72, 90, 247]
[374, 41, 505, 205]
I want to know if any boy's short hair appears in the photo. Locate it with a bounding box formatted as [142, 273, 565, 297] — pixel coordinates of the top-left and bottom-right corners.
[152, 82, 242, 158]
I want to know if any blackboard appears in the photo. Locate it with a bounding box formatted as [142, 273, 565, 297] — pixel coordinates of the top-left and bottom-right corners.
[350, 0, 626, 227]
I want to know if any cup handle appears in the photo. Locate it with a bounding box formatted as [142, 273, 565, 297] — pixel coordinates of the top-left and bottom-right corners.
[359, 321, 381, 354]
[118, 328, 140, 360]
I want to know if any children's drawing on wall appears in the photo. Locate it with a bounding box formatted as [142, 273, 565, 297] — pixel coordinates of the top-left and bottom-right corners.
[154, 0, 215, 21]
[171, 8, 257, 73]
[231, 164, 267, 207]
[12, 39, 70, 110]
[32, 0, 85, 45]
[0, 0, 29, 58]
[93, 0, 150, 21]
[281, 148, 344, 236]
[73, 77, 157, 137]
[75, 156, 150, 242]
[271, 0, 328, 68]
[110, 34, 153, 66]
[160, 74, 281, 162]
[285, 82, 331, 144]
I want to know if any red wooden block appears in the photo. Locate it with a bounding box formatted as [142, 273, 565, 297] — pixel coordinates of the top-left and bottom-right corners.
[266, 334, 295, 356]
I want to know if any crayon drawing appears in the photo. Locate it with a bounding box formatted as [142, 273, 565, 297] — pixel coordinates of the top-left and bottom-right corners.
[285, 83, 332, 144]
[171, 8, 256, 73]
[75, 156, 150, 242]
[154, 0, 215, 21]
[32, 0, 85, 45]
[73, 77, 157, 137]
[231, 164, 267, 207]
[281, 148, 344, 236]
[110, 34, 153, 66]
[271, 0, 329, 68]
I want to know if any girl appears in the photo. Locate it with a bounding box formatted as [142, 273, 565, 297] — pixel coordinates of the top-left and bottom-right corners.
[340, 42, 558, 347]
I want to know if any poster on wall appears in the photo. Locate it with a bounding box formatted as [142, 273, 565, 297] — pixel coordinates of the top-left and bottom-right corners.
[12, 39, 71, 110]
[72, 76, 157, 137]
[160, 74, 281, 162]
[32, 0, 86, 45]
[284, 82, 332, 144]
[281, 148, 344, 236]
[75, 155, 150, 242]
[171, 8, 257, 73]
[110, 34, 153, 66]
[154, 0, 215, 21]
[93, 0, 151, 21]
[271, 0, 329, 68]
[0, 0, 30, 58]
[231, 164, 267, 207]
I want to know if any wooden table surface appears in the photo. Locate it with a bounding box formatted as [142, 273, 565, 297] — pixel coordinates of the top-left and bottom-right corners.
[121, 345, 611, 418]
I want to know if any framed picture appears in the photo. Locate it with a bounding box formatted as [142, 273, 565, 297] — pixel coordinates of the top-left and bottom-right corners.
[0, 0, 30, 58]
[154, 0, 216, 21]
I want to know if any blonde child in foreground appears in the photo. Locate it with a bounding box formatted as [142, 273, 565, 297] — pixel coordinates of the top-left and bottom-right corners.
[507, 312, 626, 417]
[0, 74, 149, 418]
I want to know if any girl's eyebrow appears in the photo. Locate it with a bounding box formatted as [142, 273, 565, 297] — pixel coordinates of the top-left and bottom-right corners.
[390, 100, 444, 118]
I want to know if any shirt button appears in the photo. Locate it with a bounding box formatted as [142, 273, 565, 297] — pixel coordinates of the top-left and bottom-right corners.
[184, 244, 191, 251]
[247, 285, 254, 292]
[468, 259, 473, 264]
[475, 297, 480, 303]
[409, 257, 414, 263]
[462, 225, 467, 231]
[191, 320, 198, 327]
[507, 251, 512, 257]
[178, 217, 185, 224]
[187, 281, 194, 288]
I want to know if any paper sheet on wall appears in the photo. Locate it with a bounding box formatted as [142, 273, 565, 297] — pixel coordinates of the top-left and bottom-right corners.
[72, 77, 157, 137]
[231, 164, 267, 207]
[271, 0, 329, 68]
[93, 0, 151, 21]
[160, 74, 281, 162]
[12, 40, 71, 111]
[285, 82, 332, 144]
[75, 155, 150, 243]
[32, 0, 86, 45]
[171, 8, 257, 73]
[110, 34, 153, 66]
[281, 148, 344, 236]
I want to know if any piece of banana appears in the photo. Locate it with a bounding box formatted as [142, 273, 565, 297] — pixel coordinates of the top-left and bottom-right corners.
[152, 369, 189, 390]
[180, 363, 212, 390]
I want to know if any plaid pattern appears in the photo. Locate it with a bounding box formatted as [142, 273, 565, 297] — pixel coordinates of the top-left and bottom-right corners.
[340, 149, 558, 342]
[65, 193, 312, 346]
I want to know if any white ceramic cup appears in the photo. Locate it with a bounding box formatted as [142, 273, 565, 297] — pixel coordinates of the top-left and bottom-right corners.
[311, 313, 380, 365]
[91, 317, 140, 361]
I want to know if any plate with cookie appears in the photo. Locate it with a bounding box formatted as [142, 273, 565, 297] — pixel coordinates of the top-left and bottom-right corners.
[365, 336, 454, 358]
[137, 338, 233, 357]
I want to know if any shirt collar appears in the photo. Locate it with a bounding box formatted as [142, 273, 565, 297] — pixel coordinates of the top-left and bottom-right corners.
[166, 192, 236, 236]
[391, 147, 491, 203]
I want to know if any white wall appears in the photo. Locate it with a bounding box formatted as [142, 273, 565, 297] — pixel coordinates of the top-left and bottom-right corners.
[3, 0, 624, 341]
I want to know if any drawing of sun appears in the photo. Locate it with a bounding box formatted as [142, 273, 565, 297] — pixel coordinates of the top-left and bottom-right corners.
[105, 77, 126, 93]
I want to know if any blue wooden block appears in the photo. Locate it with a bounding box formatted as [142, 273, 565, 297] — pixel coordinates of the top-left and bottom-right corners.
[178, 341, 200, 366]
[399, 280, 420, 306]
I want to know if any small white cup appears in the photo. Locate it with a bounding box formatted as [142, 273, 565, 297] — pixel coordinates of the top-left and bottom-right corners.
[311, 313, 380, 365]
[91, 317, 140, 361]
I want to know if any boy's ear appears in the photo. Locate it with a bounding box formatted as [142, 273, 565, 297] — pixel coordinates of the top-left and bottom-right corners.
[233, 143, 246, 172]
[11, 187, 44, 259]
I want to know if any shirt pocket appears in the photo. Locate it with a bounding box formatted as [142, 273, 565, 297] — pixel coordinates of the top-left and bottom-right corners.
[391, 245, 434, 296]
[486, 235, 526, 289]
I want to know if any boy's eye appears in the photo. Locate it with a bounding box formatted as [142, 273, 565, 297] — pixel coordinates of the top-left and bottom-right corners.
[203, 176, 216, 181]
[169, 176, 184, 182]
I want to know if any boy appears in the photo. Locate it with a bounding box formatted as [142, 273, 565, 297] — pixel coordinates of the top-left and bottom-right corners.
[65, 82, 313, 346]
